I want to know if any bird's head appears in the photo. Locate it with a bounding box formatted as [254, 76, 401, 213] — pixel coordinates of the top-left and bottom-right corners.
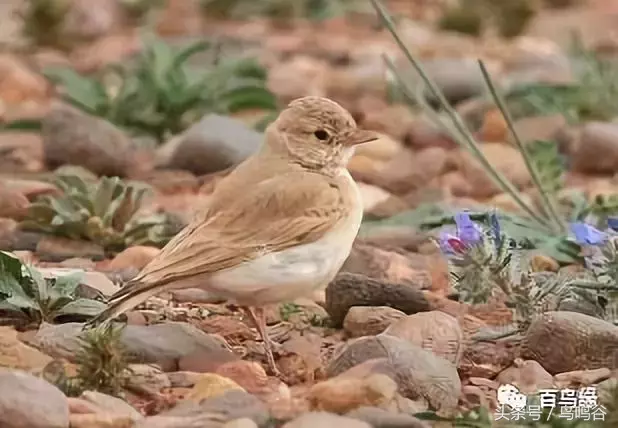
[264, 96, 379, 174]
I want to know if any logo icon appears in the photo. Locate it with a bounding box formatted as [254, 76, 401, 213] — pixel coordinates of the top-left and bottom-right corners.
[497, 384, 528, 410]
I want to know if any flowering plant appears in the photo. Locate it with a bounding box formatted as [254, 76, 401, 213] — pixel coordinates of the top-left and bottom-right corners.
[437, 211, 527, 304]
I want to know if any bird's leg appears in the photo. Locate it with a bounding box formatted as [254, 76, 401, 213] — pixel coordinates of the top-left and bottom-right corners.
[242, 306, 281, 377]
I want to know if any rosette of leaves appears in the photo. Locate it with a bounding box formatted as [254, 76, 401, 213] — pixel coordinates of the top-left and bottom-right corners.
[0, 251, 107, 324]
[42, 37, 278, 142]
[20, 174, 180, 253]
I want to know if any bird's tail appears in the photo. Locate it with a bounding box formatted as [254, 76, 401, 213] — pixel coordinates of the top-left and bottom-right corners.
[84, 279, 167, 330]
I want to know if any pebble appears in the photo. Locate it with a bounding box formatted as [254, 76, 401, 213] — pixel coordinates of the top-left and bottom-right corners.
[325, 272, 430, 327]
[343, 306, 406, 338]
[0, 370, 70, 428]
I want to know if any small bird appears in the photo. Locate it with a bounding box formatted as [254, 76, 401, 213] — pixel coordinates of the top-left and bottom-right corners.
[86, 96, 378, 375]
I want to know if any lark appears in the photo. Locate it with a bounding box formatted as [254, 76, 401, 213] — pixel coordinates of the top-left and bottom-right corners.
[86, 96, 378, 375]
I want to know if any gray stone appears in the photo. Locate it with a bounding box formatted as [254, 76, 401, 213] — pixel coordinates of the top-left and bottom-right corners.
[327, 334, 461, 412]
[346, 406, 430, 428]
[160, 114, 262, 175]
[0, 369, 70, 428]
[283, 412, 371, 428]
[31, 322, 233, 365]
[325, 272, 430, 327]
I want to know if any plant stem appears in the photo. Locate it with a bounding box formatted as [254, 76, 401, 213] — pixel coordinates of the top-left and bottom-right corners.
[371, 0, 550, 230]
[477, 61, 567, 235]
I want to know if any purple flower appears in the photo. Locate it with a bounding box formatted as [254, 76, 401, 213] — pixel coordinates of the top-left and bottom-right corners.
[438, 231, 467, 255]
[455, 211, 482, 245]
[569, 222, 608, 246]
[608, 217, 618, 232]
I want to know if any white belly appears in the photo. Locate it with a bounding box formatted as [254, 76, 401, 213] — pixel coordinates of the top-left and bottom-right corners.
[207, 171, 363, 305]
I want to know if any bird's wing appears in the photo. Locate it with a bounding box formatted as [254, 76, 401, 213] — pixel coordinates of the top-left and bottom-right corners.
[104, 170, 351, 304]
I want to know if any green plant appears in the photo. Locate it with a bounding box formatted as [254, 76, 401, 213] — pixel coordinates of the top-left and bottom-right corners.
[43, 36, 278, 142]
[20, 0, 71, 49]
[505, 37, 618, 123]
[438, 4, 483, 37]
[74, 323, 130, 396]
[0, 251, 107, 324]
[20, 173, 181, 253]
[368, 0, 618, 266]
[437, 0, 538, 39]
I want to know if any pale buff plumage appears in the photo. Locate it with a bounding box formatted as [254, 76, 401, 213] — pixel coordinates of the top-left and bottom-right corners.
[86, 96, 378, 374]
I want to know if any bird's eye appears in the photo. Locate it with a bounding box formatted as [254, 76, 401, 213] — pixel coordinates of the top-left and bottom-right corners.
[313, 129, 329, 141]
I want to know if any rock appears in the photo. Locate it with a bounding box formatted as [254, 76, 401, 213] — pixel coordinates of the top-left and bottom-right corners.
[361, 104, 416, 143]
[267, 56, 328, 104]
[572, 122, 618, 174]
[214, 361, 271, 396]
[522, 311, 618, 374]
[35, 235, 106, 262]
[171, 288, 225, 304]
[456, 143, 531, 198]
[154, 389, 269, 426]
[41, 102, 138, 177]
[376, 147, 448, 195]
[508, 114, 567, 145]
[479, 108, 508, 142]
[70, 33, 142, 74]
[308, 374, 398, 414]
[0, 370, 69, 428]
[495, 359, 554, 394]
[342, 243, 433, 289]
[167, 371, 204, 388]
[283, 412, 371, 428]
[69, 413, 135, 428]
[383, 311, 464, 365]
[78, 390, 142, 421]
[0, 53, 50, 105]
[223, 419, 259, 428]
[554, 368, 611, 389]
[177, 347, 240, 373]
[354, 134, 403, 163]
[346, 406, 429, 428]
[416, 58, 487, 106]
[0, 183, 29, 220]
[0, 131, 45, 173]
[530, 254, 560, 272]
[327, 335, 461, 412]
[343, 306, 406, 338]
[325, 272, 430, 327]
[31, 322, 234, 367]
[357, 183, 395, 215]
[459, 337, 520, 379]
[127, 364, 171, 394]
[108, 246, 161, 271]
[159, 114, 262, 175]
[407, 115, 456, 150]
[0, 326, 52, 372]
[185, 374, 245, 402]
[62, 0, 121, 42]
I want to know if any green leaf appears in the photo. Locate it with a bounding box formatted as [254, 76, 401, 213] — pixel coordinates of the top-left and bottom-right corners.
[527, 139, 565, 196]
[43, 67, 108, 114]
[93, 177, 120, 217]
[24, 265, 49, 302]
[53, 298, 107, 318]
[53, 272, 83, 297]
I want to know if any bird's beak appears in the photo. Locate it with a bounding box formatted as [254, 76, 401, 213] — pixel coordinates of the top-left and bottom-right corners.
[344, 129, 380, 146]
